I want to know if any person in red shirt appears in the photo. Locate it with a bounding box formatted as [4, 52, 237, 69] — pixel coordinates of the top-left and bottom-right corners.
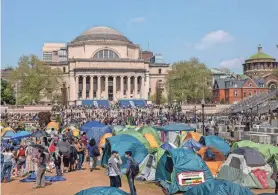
[17, 145, 26, 176]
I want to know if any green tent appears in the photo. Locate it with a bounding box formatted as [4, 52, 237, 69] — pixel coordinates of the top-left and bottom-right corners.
[115, 130, 153, 153]
[138, 126, 161, 145]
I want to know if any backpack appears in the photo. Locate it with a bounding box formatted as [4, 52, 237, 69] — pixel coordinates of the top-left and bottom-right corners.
[93, 146, 100, 157]
[130, 158, 139, 177]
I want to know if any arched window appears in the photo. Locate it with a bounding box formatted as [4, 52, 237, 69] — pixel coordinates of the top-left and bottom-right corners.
[93, 49, 119, 59]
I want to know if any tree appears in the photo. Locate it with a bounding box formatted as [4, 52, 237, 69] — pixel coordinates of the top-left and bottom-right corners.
[166, 58, 212, 104]
[10, 55, 62, 104]
[0, 78, 16, 105]
[220, 98, 225, 104]
[38, 112, 51, 127]
[150, 93, 167, 104]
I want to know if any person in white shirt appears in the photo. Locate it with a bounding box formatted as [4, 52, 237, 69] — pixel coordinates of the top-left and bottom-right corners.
[1, 148, 15, 182]
[108, 151, 122, 188]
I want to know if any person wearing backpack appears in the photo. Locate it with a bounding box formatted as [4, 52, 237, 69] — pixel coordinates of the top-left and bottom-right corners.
[125, 151, 138, 195]
[86, 138, 100, 172]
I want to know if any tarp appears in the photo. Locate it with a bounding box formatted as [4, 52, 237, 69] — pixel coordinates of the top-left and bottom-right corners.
[184, 179, 254, 195]
[182, 138, 203, 151]
[20, 172, 66, 182]
[139, 126, 161, 145]
[232, 147, 266, 167]
[119, 99, 146, 108]
[81, 100, 110, 108]
[199, 136, 230, 156]
[46, 122, 59, 131]
[156, 148, 213, 194]
[11, 131, 31, 140]
[157, 123, 196, 132]
[101, 134, 148, 171]
[75, 187, 128, 195]
[160, 142, 176, 151]
[80, 121, 112, 144]
[115, 130, 153, 153]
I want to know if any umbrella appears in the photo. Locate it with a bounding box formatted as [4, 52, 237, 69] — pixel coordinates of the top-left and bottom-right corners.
[57, 141, 71, 155]
[31, 130, 46, 138]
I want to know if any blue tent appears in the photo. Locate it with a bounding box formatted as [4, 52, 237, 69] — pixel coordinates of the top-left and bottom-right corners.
[2, 130, 15, 138]
[11, 131, 31, 140]
[161, 142, 174, 151]
[101, 134, 148, 171]
[199, 136, 230, 156]
[76, 187, 128, 195]
[182, 138, 203, 151]
[157, 123, 196, 132]
[184, 179, 254, 195]
[80, 121, 112, 144]
[156, 148, 213, 194]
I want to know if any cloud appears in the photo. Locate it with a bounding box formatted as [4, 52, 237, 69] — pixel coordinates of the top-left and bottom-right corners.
[195, 30, 233, 50]
[219, 57, 245, 70]
[127, 17, 146, 25]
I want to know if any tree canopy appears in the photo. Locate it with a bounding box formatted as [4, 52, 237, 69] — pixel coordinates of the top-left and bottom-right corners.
[166, 58, 212, 104]
[10, 55, 62, 104]
[0, 78, 16, 105]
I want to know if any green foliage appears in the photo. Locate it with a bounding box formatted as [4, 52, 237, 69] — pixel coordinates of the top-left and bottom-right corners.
[150, 93, 167, 104]
[10, 55, 62, 104]
[0, 78, 16, 105]
[166, 58, 212, 104]
[38, 112, 51, 127]
[220, 98, 225, 104]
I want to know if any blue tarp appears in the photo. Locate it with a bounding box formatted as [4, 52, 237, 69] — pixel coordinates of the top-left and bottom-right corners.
[80, 121, 112, 144]
[161, 142, 174, 151]
[76, 186, 128, 195]
[81, 100, 110, 108]
[199, 136, 230, 156]
[101, 134, 148, 171]
[119, 99, 146, 108]
[20, 172, 66, 182]
[184, 179, 254, 195]
[182, 138, 203, 151]
[157, 123, 196, 132]
[11, 131, 31, 140]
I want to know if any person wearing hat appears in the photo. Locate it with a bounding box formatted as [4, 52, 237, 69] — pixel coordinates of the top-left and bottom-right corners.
[108, 151, 122, 188]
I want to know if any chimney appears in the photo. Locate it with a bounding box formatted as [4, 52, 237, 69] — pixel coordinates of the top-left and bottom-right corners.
[258, 44, 262, 53]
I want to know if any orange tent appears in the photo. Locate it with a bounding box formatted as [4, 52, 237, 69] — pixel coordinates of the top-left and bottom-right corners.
[47, 122, 59, 131]
[184, 132, 201, 143]
[197, 147, 225, 176]
[144, 133, 159, 148]
[98, 133, 112, 148]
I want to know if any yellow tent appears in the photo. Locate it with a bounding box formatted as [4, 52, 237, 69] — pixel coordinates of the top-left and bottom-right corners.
[1, 127, 15, 137]
[98, 133, 112, 148]
[184, 132, 201, 143]
[144, 133, 159, 149]
[47, 122, 59, 131]
[72, 128, 80, 137]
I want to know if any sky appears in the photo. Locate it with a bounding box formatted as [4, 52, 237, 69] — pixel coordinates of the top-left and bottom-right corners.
[1, 0, 278, 73]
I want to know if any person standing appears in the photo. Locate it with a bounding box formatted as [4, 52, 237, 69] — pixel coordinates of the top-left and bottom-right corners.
[74, 139, 84, 170]
[271, 162, 278, 194]
[125, 151, 138, 195]
[1, 148, 15, 183]
[33, 150, 46, 189]
[108, 151, 122, 188]
[86, 138, 100, 172]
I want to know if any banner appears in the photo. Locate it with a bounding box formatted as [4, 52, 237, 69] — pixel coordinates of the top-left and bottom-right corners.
[177, 171, 205, 186]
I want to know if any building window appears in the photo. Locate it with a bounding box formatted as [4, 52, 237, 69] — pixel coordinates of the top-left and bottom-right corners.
[249, 91, 252, 97]
[243, 91, 246, 97]
[93, 49, 119, 59]
[159, 69, 162, 74]
[93, 91, 96, 98]
[63, 67, 66, 73]
[234, 90, 238, 97]
[254, 90, 256, 94]
[249, 83, 252, 87]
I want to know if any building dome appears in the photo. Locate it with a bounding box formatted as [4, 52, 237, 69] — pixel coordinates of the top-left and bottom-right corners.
[71, 26, 131, 43]
[248, 45, 274, 60]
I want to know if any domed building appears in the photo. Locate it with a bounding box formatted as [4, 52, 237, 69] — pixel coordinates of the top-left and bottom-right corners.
[46, 26, 170, 104]
[243, 45, 278, 89]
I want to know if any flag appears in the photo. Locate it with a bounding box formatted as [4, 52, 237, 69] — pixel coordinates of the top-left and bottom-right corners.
[48, 140, 56, 154]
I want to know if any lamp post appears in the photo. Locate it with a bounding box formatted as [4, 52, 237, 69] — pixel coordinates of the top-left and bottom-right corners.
[201, 98, 205, 136]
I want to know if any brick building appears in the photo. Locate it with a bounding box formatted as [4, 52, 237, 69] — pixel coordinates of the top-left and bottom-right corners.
[213, 76, 268, 104]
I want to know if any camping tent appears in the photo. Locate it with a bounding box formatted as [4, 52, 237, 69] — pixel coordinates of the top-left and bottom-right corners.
[184, 179, 254, 195]
[183, 132, 201, 143]
[46, 122, 59, 131]
[98, 133, 112, 148]
[1, 127, 15, 138]
[156, 148, 213, 194]
[75, 186, 128, 195]
[139, 126, 161, 145]
[160, 142, 176, 151]
[232, 147, 266, 167]
[144, 133, 159, 149]
[199, 136, 230, 156]
[182, 138, 203, 151]
[80, 121, 112, 144]
[101, 134, 148, 171]
[197, 147, 225, 176]
[11, 131, 31, 140]
[217, 153, 275, 189]
[136, 148, 165, 181]
[156, 123, 196, 132]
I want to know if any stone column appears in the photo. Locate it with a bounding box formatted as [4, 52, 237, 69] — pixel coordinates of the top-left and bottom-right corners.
[97, 76, 101, 99]
[113, 76, 117, 100]
[105, 76, 109, 99]
[145, 73, 150, 100]
[69, 73, 76, 102]
[75, 76, 79, 100]
[82, 76, 86, 99]
[127, 76, 131, 98]
[134, 76, 138, 99]
[90, 76, 94, 99]
[120, 76, 124, 98]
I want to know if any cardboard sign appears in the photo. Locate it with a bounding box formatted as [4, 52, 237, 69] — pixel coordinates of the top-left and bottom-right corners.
[177, 171, 205, 186]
